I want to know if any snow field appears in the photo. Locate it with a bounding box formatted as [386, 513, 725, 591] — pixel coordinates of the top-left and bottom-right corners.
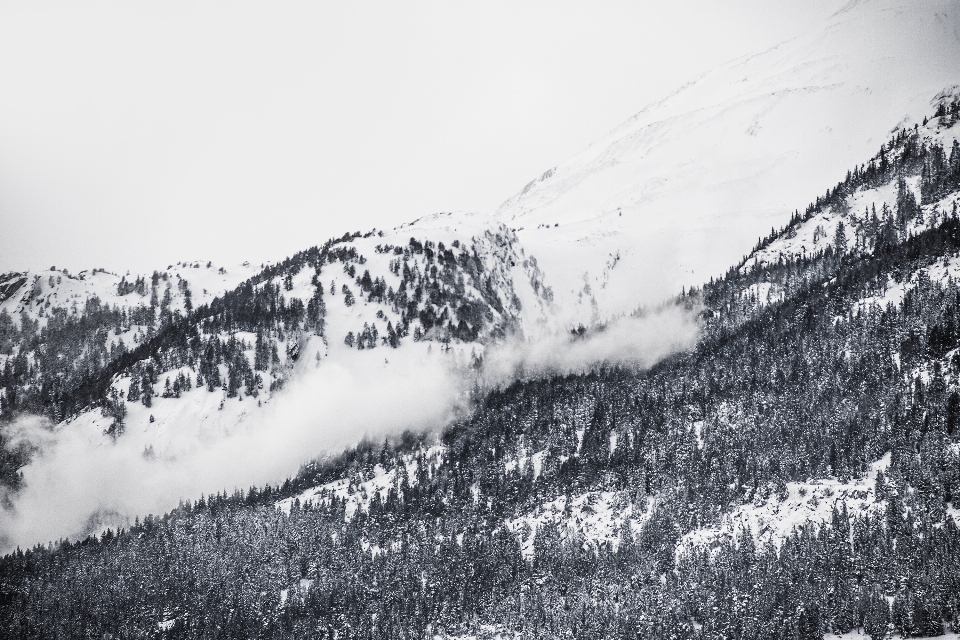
[275, 445, 446, 519]
[499, 1, 960, 317]
[676, 454, 892, 558]
[506, 490, 655, 560]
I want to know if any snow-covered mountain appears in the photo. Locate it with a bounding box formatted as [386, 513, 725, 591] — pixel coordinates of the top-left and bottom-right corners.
[0, 212, 558, 545]
[7, 4, 960, 635]
[0, 260, 261, 342]
[497, 0, 960, 323]
[1, 210, 550, 430]
[2, 0, 960, 557]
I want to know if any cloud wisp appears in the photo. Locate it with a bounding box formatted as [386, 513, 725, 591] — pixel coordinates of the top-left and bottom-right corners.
[0, 303, 700, 553]
[0, 345, 461, 552]
[480, 303, 701, 386]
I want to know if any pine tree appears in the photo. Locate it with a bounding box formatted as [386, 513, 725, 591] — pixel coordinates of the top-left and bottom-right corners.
[834, 220, 847, 253]
[863, 590, 890, 640]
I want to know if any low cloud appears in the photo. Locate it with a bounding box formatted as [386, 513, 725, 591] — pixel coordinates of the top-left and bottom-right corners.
[480, 302, 701, 386]
[0, 303, 700, 553]
[0, 345, 462, 552]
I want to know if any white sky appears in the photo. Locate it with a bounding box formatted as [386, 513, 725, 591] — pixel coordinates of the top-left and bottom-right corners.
[0, 1, 840, 274]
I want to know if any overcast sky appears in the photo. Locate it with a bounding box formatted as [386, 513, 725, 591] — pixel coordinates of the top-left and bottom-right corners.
[0, 1, 841, 274]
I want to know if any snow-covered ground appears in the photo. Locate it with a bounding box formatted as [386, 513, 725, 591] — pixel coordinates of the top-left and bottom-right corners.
[275, 445, 446, 519]
[854, 251, 960, 316]
[497, 0, 960, 322]
[677, 454, 891, 557]
[433, 626, 960, 640]
[503, 449, 547, 479]
[321, 211, 553, 349]
[0, 260, 260, 326]
[431, 626, 520, 640]
[745, 115, 960, 273]
[825, 632, 960, 640]
[506, 490, 654, 559]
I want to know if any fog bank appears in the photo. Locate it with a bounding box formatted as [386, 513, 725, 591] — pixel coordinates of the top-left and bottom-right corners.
[0, 304, 700, 553]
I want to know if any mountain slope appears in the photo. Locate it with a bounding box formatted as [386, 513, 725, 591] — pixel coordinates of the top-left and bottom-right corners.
[497, 0, 960, 323]
[0, 212, 554, 547]
[4, 102, 960, 639]
[3, 3, 960, 635]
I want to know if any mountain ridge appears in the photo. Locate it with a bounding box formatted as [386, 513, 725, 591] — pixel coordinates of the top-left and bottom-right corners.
[496, 0, 960, 322]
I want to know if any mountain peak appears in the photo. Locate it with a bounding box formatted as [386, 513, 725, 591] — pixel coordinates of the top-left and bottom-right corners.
[496, 0, 960, 319]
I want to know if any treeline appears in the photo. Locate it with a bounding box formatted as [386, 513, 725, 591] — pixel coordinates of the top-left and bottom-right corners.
[750, 96, 960, 257]
[341, 236, 518, 348]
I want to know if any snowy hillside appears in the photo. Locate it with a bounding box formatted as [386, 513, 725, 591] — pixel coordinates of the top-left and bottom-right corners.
[0, 211, 557, 546]
[326, 211, 553, 348]
[744, 112, 960, 272]
[705, 100, 960, 336]
[9, 110, 960, 640]
[497, 0, 960, 323]
[7, 2, 960, 633]
[0, 260, 259, 330]
[275, 444, 447, 520]
[677, 454, 892, 556]
[0, 212, 550, 425]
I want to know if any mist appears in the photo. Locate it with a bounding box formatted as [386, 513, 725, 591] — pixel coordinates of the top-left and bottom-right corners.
[0, 304, 700, 554]
[481, 303, 701, 387]
[0, 345, 462, 552]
